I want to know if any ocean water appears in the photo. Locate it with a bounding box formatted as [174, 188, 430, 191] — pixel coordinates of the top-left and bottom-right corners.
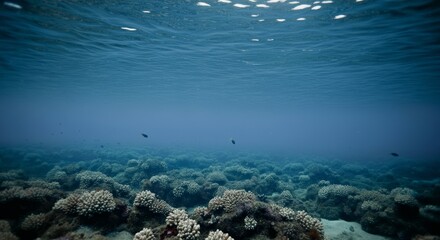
[0, 0, 440, 239]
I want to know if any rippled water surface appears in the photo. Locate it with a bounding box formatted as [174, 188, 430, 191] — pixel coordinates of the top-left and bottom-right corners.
[1, 0, 440, 156]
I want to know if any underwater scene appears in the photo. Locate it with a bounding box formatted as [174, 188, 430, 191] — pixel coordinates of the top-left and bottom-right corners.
[1, 0, 440, 240]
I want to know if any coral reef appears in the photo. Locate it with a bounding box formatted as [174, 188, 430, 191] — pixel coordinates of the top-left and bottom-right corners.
[0, 148, 438, 239]
[203, 189, 324, 239]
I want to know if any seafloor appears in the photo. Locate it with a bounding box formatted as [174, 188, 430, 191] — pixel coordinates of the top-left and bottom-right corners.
[0, 147, 439, 240]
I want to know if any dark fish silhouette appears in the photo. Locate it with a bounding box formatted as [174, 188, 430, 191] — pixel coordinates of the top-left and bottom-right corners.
[390, 152, 399, 157]
[230, 138, 236, 144]
[100, 145, 104, 148]
[141, 133, 148, 138]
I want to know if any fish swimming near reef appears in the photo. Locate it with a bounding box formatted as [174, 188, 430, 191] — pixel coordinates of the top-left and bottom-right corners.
[141, 133, 148, 138]
[230, 138, 236, 144]
[390, 152, 399, 157]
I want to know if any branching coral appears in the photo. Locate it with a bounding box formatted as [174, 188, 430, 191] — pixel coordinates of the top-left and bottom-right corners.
[134, 190, 173, 215]
[173, 186, 185, 198]
[208, 189, 256, 213]
[292, 210, 324, 237]
[205, 229, 234, 240]
[53, 193, 81, 215]
[75, 171, 131, 197]
[393, 194, 418, 207]
[166, 209, 189, 226]
[177, 218, 200, 240]
[149, 175, 170, 189]
[184, 181, 201, 195]
[76, 171, 111, 188]
[318, 184, 359, 199]
[244, 216, 257, 230]
[133, 227, 155, 240]
[165, 209, 200, 240]
[274, 206, 324, 239]
[0, 186, 57, 203]
[21, 213, 47, 231]
[360, 200, 383, 212]
[76, 190, 116, 217]
[192, 207, 208, 218]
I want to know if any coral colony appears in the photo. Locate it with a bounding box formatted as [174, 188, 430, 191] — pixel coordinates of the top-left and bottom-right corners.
[0, 148, 439, 239]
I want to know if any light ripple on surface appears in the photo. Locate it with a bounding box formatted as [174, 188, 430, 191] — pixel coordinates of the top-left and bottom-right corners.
[234, 3, 250, 8]
[0, 0, 438, 107]
[4, 1, 22, 9]
[292, 4, 311, 10]
[197, 2, 211, 7]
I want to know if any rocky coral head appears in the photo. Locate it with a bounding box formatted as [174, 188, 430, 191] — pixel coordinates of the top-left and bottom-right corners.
[307, 228, 323, 240]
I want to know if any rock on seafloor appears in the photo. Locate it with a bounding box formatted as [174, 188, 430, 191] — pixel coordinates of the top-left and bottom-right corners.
[322, 219, 390, 240]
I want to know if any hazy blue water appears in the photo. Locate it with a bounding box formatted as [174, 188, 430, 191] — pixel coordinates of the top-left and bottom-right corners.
[1, 0, 440, 158]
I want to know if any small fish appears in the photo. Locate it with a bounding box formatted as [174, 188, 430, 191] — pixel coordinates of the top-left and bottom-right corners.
[100, 145, 104, 148]
[390, 152, 399, 157]
[230, 138, 236, 144]
[141, 133, 148, 138]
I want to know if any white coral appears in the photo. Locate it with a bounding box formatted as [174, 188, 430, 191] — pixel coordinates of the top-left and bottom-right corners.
[76, 190, 116, 217]
[166, 209, 189, 226]
[134, 190, 172, 215]
[165, 209, 200, 240]
[133, 228, 155, 240]
[293, 210, 324, 238]
[192, 206, 208, 218]
[244, 216, 257, 230]
[177, 218, 200, 240]
[208, 189, 256, 213]
[53, 194, 80, 214]
[205, 229, 234, 240]
[278, 206, 296, 221]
